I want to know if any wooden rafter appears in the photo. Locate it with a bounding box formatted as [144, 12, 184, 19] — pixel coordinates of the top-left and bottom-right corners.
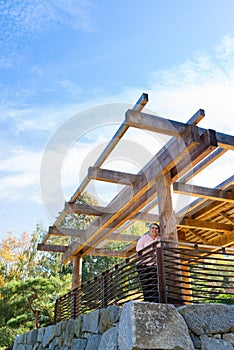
[178, 218, 233, 232]
[125, 110, 234, 150]
[173, 182, 234, 203]
[88, 167, 139, 185]
[176, 176, 234, 218]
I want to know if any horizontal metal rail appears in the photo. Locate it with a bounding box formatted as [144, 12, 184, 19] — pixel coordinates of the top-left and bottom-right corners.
[54, 242, 234, 323]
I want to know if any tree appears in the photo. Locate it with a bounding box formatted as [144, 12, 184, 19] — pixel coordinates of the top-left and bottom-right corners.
[0, 275, 71, 330]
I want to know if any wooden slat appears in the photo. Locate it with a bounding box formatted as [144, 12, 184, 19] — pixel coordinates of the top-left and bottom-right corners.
[173, 182, 234, 203]
[88, 167, 139, 185]
[220, 212, 234, 225]
[186, 229, 209, 244]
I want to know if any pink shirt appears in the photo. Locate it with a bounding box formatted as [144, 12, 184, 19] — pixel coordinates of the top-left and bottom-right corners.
[136, 233, 161, 252]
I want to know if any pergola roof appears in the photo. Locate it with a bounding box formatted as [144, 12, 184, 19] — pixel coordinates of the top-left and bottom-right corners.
[38, 93, 234, 262]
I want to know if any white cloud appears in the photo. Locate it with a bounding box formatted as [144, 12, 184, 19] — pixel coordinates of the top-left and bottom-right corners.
[144, 36, 234, 137]
[0, 148, 42, 203]
[214, 34, 234, 60]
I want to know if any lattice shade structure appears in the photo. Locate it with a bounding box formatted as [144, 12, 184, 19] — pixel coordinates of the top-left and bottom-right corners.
[38, 93, 234, 287]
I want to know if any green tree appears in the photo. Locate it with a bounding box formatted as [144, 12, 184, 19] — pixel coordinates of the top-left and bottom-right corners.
[0, 275, 71, 330]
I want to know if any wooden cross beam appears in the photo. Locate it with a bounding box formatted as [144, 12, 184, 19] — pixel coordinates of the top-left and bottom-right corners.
[173, 182, 234, 203]
[88, 167, 139, 185]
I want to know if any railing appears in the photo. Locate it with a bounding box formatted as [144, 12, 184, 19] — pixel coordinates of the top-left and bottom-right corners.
[54, 242, 234, 323]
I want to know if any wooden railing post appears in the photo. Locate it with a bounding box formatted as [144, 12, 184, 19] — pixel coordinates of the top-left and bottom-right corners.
[71, 289, 77, 319]
[54, 300, 58, 324]
[156, 245, 167, 303]
[102, 271, 108, 308]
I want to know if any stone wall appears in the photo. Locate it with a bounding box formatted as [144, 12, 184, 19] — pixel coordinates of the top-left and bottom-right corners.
[13, 301, 234, 350]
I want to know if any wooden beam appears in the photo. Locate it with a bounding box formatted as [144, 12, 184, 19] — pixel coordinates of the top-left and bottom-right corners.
[125, 109, 195, 136]
[186, 109, 205, 125]
[133, 92, 148, 111]
[176, 176, 234, 218]
[126, 110, 234, 150]
[215, 131, 234, 150]
[178, 218, 233, 232]
[65, 202, 110, 216]
[49, 225, 83, 238]
[88, 167, 139, 185]
[173, 182, 234, 203]
[37, 243, 67, 253]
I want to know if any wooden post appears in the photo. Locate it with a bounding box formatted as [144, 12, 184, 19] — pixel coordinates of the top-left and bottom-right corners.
[72, 255, 82, 289]
[156, 246, 167, 303]
[157, 172, 178, 243]
[157, 172, 182, 304]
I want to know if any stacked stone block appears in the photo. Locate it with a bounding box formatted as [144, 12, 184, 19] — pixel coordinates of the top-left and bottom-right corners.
[12, 302, 234, 349]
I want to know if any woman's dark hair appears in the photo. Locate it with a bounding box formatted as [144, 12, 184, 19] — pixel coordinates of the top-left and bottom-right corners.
[149, 222, 160, 232]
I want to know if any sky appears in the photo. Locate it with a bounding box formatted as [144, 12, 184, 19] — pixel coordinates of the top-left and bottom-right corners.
[0, 0, 234, 240]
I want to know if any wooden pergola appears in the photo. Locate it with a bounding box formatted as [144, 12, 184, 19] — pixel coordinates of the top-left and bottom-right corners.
[38, 93, 234, 289]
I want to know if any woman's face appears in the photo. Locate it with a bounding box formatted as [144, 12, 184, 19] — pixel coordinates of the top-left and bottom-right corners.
[149, 225, 160, 238]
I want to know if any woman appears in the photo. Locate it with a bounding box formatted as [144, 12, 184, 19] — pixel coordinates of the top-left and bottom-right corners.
[136, 223, 161, 302]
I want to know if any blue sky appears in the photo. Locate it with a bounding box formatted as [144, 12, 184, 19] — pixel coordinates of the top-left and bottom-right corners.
[0, 0, 234, 239]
